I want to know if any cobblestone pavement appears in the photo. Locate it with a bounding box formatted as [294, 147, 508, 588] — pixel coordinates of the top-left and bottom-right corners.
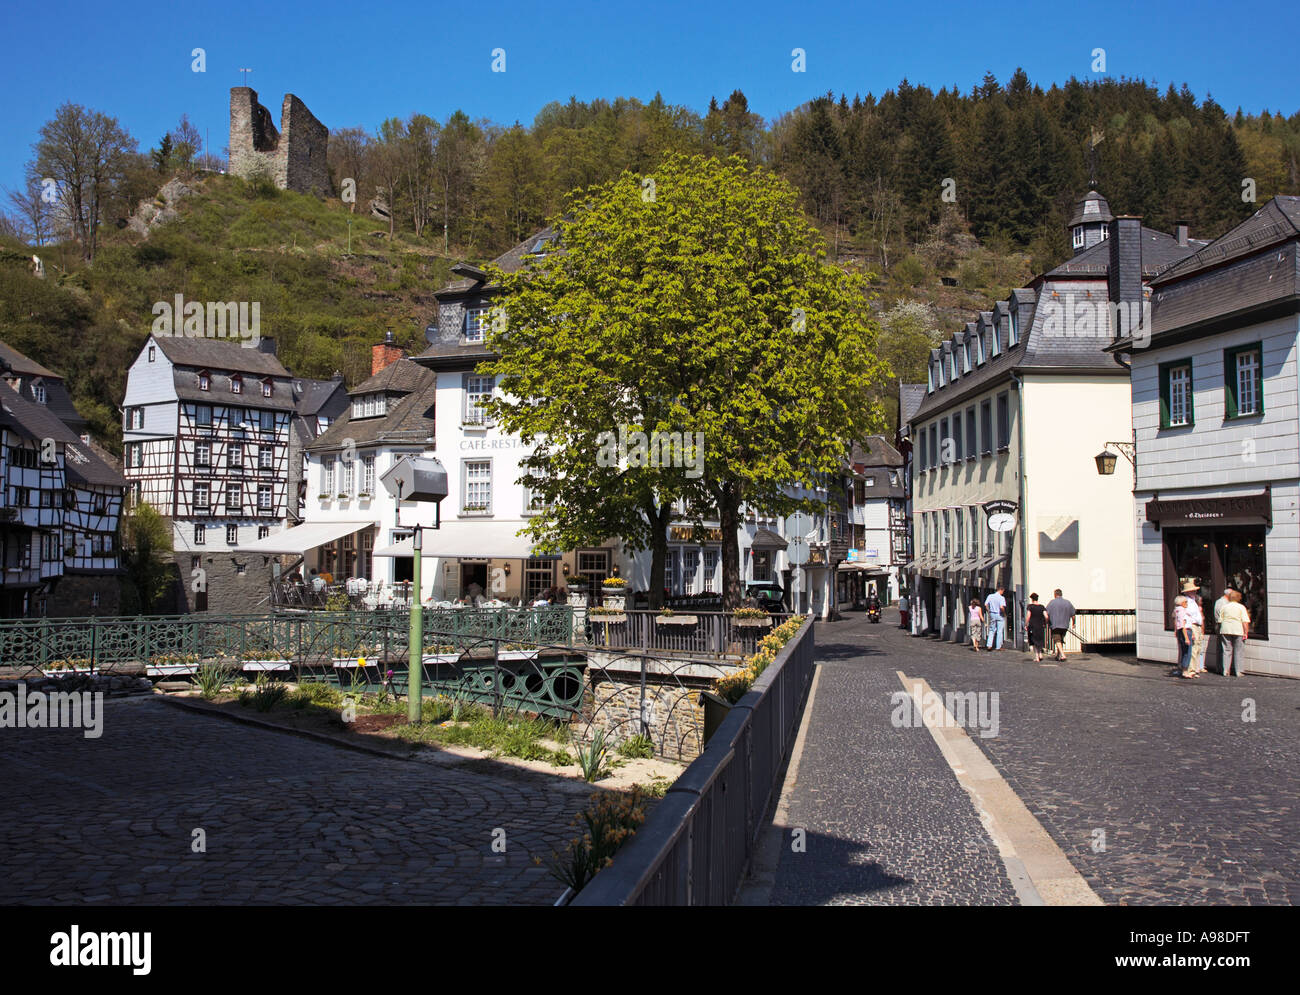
[754, 611, 1300, 905]
[0, 697, 590, 905]
[753, 619, 1021, 905]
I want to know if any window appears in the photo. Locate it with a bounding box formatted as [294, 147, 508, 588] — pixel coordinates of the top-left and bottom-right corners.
[956, 507, 964, 556]
[231, 376, 242, 394]
[523, 473, 550, 515]
[990, 325, 1001, 358]
[464, 307, 489, 343]
[968, 507, 979, 558]
[752, 549, 771, 582]
[976, 334, 985, 365]
[524, 557, 555, 602]
[148, 345, 156, 362]
[193, 482, 209, 512]
[261, 379, 273, 398]
[939, 417, 950, 463]
[927, 363, 935, 393]
[965, 406, 976, 459]
[259, 409, 275, 433]
[256, 445, 271, 470]
[949, 351, 958, 381]
[928, 423, 938, 470]
[257, 484, 272, 510]
[462, 459, 492, 514]
[980, 400, 993, 455]
[1225, 344, 1263, 418]
[32, 384, 46, 404]
[198, 372, 210, 391]
[463, 375, 494, 425]
[258, 525, 270, 539]
[194, 404, 212, 427]
[362, 455, 375, 495]
[1073, 227, 1085, 250]
[1159, 360, 1194, 429]
[229, 443, 242, 468]
[962, 342, 971, 373]
[683, 548, 700, 592]
[983, 508, 993, 556]
[226, 483, 242, 514]
[953, 412, 963, 461]
[194, 524, 206, 546]
[226, 524, 239, 545]
[1009, 309, 1020, 346]
[195, 441, 210, 467]
[339, 458, 353, 496]
[322, 458, 335, 496]
[942, 510, 950, 558]
[918, 430, 928, 471]
[996, 392, 1010, 450]
[703, 549, 719, 593]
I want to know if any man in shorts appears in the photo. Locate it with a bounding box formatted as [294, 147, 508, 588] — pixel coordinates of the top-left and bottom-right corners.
[1045, 588, 1075, 661]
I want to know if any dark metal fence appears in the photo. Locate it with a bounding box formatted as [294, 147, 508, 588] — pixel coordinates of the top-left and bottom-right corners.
[586, 610, 792, 657]
[570, 616, 815, 905]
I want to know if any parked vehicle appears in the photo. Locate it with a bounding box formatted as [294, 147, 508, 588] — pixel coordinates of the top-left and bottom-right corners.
[745, 583, 786, 613]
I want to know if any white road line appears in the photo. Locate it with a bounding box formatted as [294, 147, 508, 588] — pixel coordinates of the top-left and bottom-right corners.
[896, 671, 1104, 907]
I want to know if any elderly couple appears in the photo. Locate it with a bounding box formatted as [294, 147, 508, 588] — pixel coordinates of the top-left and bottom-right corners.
[1172, 583, 1251, 679]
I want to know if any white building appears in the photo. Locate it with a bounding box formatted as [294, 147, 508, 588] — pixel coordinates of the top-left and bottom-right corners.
[1114, 196, 1300, 678]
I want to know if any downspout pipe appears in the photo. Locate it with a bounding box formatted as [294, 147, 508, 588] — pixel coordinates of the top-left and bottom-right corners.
[1010, 369, 1029, 650]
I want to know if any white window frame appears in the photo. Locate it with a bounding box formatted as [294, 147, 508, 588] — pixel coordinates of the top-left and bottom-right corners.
[464, 307, 489, 343]
[226, 482, 242, 514]
[257, 484, 273, 510]
[1168, 366, 1191, 427]
[1236, 350, 1260, 415]
[362, 454, 375, 495]
[463, 375, 494, 426]
[461, 459, 492, 515]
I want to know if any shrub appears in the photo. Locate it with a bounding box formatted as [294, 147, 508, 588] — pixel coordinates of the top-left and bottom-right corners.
[617, 734, 655, 760]
[196, 660, 237, 699]
[576, 727, 610, 782]
[543, 787, 647, 893]
[716, 615, 806, 704]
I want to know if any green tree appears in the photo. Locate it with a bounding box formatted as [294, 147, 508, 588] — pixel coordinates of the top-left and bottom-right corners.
[483, 153, 889, 608]
[121, 502, 175, 614]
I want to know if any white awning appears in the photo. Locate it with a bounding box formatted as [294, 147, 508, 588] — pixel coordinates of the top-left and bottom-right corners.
[240, 520, 377, 554]
[373, 521, 538, 559]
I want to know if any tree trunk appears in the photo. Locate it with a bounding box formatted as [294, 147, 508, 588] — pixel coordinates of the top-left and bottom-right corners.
[644, 499, 671, 610]
[718, 483, 743, 611]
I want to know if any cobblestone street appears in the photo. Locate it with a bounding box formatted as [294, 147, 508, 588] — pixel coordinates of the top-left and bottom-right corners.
[747, 611, 1300, 906]
[0, 698, 588, 905]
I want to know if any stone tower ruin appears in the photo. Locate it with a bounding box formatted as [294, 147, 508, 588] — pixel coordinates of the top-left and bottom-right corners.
[229, 87, 329, 197]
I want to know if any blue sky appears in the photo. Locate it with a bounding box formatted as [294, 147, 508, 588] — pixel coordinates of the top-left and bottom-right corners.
[3, 0, 1297, 197]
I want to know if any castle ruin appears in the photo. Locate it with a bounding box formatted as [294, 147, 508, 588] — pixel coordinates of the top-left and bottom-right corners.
[228, 87, 329, 196]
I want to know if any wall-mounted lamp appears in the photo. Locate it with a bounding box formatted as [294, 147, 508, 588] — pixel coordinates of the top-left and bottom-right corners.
[561, 562, 570, 576]
[502, 562, 511, 576]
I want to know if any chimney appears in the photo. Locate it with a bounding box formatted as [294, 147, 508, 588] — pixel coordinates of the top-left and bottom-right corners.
[257, 336, 277, 356]
[371, 330, 405, 375]
[1108, 216, 1144, 339]
[1175, 222, 1189, 247]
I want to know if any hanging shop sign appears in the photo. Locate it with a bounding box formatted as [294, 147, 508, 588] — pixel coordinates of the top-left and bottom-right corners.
[1145, 491, 1271, 530]
[983, 499, 1019, 533]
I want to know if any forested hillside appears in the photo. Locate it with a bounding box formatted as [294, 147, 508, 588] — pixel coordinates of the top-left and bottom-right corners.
[3, 69, 1298, 448]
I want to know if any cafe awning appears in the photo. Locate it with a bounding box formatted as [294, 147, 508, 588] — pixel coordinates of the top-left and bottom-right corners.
[240, 520, 376, 555]
[373, 522, 535, 559]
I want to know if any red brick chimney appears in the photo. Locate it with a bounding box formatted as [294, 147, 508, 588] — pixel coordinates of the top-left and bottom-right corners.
[371, 330, 405, 375]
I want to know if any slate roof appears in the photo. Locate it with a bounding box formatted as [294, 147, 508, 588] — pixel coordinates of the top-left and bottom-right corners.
[350, 357, 435, 395]
[294, 376, 346, 416]
[851, 435, 903, 468]
[1045, 226, 1207, 278]
[307, 362, 437, 451]
[0, 341, 58, 378]
[173, 371, 297, 411]
[413, 341, 495, 366]
[1067, 188, 1115, 228]
[435, 226, 556, 296]
[860, 467, 905, 498]
[0, 382, 123, 488]
[152, 336, 290, 377]
[898, 383, 926, 430]
[1152, 196, 1300, 284]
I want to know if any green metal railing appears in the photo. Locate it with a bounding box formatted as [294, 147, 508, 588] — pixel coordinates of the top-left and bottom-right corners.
[0, 606, 577, 673]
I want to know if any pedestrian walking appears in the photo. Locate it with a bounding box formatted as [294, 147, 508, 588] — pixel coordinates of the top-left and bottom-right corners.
[983, 586, 1007, 650]
[1181, 582, 1207, 674]
[1173, 595, 1197, 678]
[1025, 593, 1048, 662]
[899, 594, 910, 631]
[1045, 589, 1075, 661]
[968, 599, 985, 652]
[1218, 589, 1250, 677]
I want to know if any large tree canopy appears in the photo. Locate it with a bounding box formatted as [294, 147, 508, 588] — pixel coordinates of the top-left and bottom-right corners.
[484, 152, 890, 607]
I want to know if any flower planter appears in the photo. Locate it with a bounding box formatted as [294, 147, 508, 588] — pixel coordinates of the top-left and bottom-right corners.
[421, 653, 461, 666]
[655, 615, 698, 626]
[147, 663, 201, 677]
[589, 613, 628, 624]
[498, 650, 539, 662]
[733, 617, 772, 628]
[602, 594, 627, 610]
[566, 591, 588, 608]
[242, 660, 290, 672]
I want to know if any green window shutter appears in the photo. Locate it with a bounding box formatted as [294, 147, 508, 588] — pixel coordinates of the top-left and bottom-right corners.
[1187, 364, 1195, 425]
[1255, 348, 1265, 414]
[1159, 365, 1171, 429]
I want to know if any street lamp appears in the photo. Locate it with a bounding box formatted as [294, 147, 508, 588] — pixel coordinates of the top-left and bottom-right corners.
[1094, 449, 1119, 476]
[1094, 435, 1136, 485]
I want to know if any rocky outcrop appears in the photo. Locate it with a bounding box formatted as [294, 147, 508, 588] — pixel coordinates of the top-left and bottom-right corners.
[127, 178, 195, 236]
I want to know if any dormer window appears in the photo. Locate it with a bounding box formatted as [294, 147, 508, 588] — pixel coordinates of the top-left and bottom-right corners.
[31, 383, 46, 404]
[198, 371, 211, 391]
[949, 351, 958, 381]
[261, 379, 273, 398]
[962, 342, 971, 373]
[148, 345, 156, 362]
[231, 376, 243, 395]
[351, 393, 389, 419]
[1009, 309, 1020, 346]
[927, 364, 935, 393]
[990, 327, 1001, 359]
[976, 334, 985, 365]
[464, 307, 489, 343]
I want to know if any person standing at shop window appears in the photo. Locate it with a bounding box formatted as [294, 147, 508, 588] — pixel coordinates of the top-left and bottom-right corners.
[1181, 582, 1206, 675]
[983, 585, 1007, 650]
[1173, 595, 1196, 679]
[1219, 589, 1250, 677]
